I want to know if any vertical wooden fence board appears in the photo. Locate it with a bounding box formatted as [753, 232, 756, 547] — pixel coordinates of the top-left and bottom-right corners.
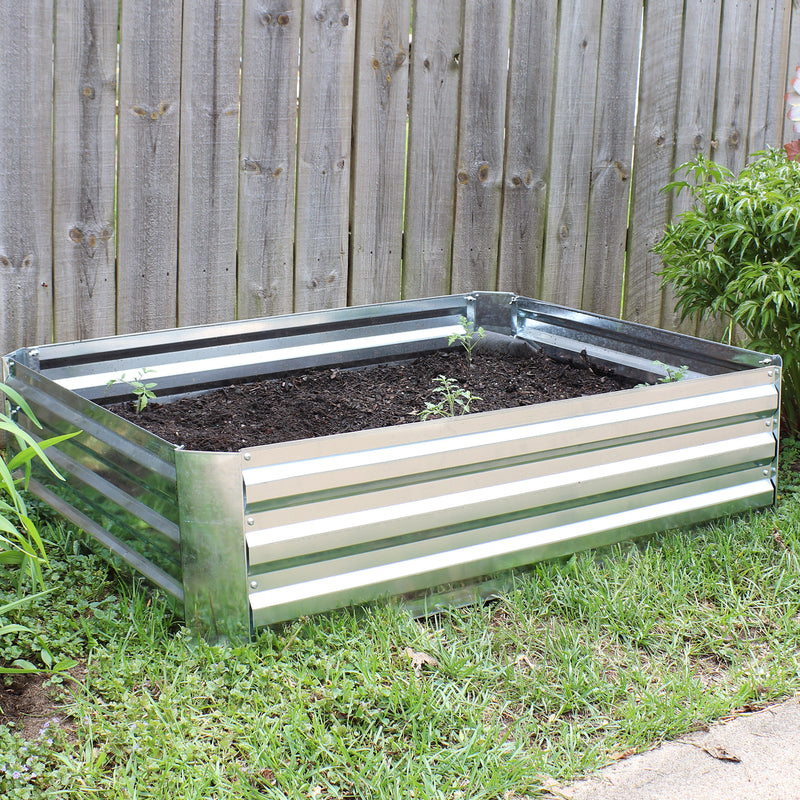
[713, 0, 758, 174]
[782, 1, 800, 144]
[539, 0, 602, 309]
[238, 1, 301, 320]
[450, 0, 512, 293]
[294, 0, 356, 313]
[581, 0, 641, 318]
[748, 0, 792, 151]
[116, 0, 182, 334]
[672, 0, 722, 202]
[497, 0, 557, 298]
[349, 0, 411, 306]
[52, 0, 118, 344]
[0, 3, 53, 353]
[698, 0, 757, 342]
[661, 0, 722, 334]
[623, 2, 684, 328]
[402, 0, 463, 299]
[178, 0, 243, 327]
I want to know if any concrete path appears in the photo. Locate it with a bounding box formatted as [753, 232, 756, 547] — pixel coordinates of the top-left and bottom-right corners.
[541, 696, 800, 800]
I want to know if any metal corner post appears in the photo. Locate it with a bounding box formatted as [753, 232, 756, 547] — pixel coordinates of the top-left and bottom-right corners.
[175, 450, 251, 642]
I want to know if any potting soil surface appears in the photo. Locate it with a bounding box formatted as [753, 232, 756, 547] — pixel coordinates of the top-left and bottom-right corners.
[108, 349, 637, 452]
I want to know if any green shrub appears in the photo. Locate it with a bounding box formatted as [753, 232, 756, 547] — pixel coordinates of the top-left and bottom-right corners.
[655, 149, 800, 433]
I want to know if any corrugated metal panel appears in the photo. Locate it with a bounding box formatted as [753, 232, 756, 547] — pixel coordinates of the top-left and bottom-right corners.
[244, 364, 778, 626]
[3, 360, 182, 599]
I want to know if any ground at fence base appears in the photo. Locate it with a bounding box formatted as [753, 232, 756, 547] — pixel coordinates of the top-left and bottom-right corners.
[541, 696, 800, 800]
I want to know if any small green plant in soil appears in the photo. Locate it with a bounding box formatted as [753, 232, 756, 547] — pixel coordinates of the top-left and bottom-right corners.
[418, 374, 482, 420]
[637, 360, 689, 388]
[106, 369, 157, 413]
[448, 315, 486, 365]
[655, 149, 800, 433]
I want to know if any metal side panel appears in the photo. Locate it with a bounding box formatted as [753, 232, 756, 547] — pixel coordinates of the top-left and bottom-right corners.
[508, 295, 774, 379]
[249, 471, 774, 626]
[34, 295, 473, 401]
[175, 450, 250, 641]
[245, 423, 775, 566]
[4, 360, 182, 584]
[245, 365, 779, 627]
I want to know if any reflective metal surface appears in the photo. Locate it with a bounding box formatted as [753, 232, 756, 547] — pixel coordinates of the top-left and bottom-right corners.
[1, 292, 781, 635]
[176, 451, 250, 641]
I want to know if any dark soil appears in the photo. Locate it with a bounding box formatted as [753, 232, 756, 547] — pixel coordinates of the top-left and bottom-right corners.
[109, 348, 638, 452]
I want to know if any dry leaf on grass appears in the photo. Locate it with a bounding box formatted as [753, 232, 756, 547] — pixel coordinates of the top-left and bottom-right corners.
[404, 647, 439, 676]
[515, 653, 536, 670]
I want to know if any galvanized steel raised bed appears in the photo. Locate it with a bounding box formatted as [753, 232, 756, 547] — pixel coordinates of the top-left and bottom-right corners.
[1, 293, 781, 639]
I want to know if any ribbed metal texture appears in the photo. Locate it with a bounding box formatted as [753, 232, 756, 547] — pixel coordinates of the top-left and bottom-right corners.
[2, 293, 780, 635]
[244, 368, 777, 626]
[3, 361, 182, 601]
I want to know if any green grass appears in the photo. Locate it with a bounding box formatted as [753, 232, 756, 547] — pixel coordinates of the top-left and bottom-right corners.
[1, 450, 800, 799]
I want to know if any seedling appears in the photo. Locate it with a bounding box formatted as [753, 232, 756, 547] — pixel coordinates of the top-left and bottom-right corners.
[448, 315, 485, 365]
[418, 375, 481, 420]
[106, 369, 158, 413]
[637, 360, 689, 388]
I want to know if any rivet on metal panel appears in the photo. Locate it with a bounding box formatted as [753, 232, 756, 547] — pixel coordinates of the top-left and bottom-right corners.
[247, 517, 255, 526]
[29, 349, 39, 358]
[759, 358, 773, 365]
[763, 469, 770, 476]
[243, 453, 252, 461]
[767, 371, 774, 378]
[765, 419, 772, 427]
[249, 581, 258, 590]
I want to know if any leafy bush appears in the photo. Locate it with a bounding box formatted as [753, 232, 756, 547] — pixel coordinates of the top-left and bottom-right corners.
[655, 149, 800, 433]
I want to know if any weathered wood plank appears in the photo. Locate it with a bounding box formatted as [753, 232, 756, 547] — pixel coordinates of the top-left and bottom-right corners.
[748, 0, 792, 151]
[178, 0, 243, 327]
[238, 1, 301, 320]
[623, 2, 684, 328]
[581, 0, 641, 318]
[672, 0, 722, 196]
[451, 0, 512, 293]
[663, 0, 722, 334]
[539, 0, 602, 308]
[402, 0, 463, 299]
[782, 1, 800, 144]
[0, 3, 54, 353]
[698, 0, 757, 341]
[294, 0, 357, 312]
[52, 0, 118, 344]
[713, 0, 758, 174]
[497, 0, 557, 298]
[117, 0, 182, 334]
[349, 0, 411, 305]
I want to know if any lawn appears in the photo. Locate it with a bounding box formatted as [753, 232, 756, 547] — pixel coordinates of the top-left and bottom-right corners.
[1, 440, 799, 799]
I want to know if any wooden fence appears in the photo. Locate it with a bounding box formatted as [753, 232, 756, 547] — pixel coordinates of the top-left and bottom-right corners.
[1, 0, 798, 354]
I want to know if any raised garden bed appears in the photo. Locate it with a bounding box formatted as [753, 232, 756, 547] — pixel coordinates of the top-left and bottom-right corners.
[2, 293, 781, 639]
